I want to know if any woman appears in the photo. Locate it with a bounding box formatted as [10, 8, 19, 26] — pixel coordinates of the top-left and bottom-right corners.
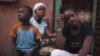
[30, 3, 57, 47]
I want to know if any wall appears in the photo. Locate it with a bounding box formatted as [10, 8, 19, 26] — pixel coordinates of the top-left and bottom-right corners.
[0, 0, 53, 56]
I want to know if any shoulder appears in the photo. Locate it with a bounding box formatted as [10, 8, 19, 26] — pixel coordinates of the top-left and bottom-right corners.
[11, 23, 20, 30]
[82, 22, 94, 37]
[10, 23, 20, 37]
[30, 17, 35, 20]
[31, 24, 39, 32]
[31, 24, 41, 40]
[30, 17, 36, 23]
[81, 22, 93, 32]
[82, 22, 91, 28]
[42, 19, 47, 26]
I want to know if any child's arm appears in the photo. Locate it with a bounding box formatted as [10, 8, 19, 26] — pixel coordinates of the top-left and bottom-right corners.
[33, 28, 41, 51]
[10, 24, 19, 56]
[10, 24, 19, 41]
[26, 40, 40, 56]
[26, 27, 41, 56]
[33, 39, 40, 52]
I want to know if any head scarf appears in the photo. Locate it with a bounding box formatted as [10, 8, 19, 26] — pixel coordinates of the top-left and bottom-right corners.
[33, 2, 46, 13]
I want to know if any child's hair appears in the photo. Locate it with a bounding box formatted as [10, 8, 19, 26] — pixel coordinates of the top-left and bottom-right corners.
[21, 5, 33, 16]
[59, 4, 74, 14]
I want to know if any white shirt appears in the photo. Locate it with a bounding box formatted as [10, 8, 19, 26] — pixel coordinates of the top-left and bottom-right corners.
[30, 17, 47, 35]
[51, 49, 73, 56]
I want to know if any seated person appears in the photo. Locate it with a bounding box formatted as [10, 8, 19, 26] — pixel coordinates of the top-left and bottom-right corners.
[30, 3, 57, 47]
[57, 4, 94, 56]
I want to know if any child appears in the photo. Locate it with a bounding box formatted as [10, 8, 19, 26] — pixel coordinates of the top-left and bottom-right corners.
[10, 5, 41, 56]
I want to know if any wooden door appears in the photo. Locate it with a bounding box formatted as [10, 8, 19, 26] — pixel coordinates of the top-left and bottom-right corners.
[94, 0, 100, 55]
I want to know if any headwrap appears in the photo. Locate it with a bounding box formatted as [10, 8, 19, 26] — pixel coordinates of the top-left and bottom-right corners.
[33, 2, 46, 12]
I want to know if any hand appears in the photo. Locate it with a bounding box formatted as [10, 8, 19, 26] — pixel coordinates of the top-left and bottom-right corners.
[25, 51, 33, 56]
[78, 48, 88, 56]
[57, 15, 64, 28]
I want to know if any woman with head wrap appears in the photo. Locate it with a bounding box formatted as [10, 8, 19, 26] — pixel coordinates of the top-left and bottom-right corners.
[30, 3, 57, 47]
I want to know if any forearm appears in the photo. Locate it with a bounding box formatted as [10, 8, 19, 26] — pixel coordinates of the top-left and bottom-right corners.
[48, 33, 57, 37]
[79, 36, 93, 56]
[32, 40, 40, 52]
[33, 44, 39, 51]
[79, 47, 89, 56]
[25, 40, 40, 56]
[45, 28, 57, 38]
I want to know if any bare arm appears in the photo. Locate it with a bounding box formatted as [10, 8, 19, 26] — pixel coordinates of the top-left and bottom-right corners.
[11, 36, 19, 56]
[79, 35, 93, 56]
[45, 27, 57, 38]
[57, 15, 64, 28]
[26, 27, 41, 56]
[32, 40, 40, 52]
[31, 28, 41, 53]
[26, 39, 40, 56]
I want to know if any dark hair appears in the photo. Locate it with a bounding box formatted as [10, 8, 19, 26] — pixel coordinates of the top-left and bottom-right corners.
[59, 4, 74, 14]
[21, 5, 33, 16]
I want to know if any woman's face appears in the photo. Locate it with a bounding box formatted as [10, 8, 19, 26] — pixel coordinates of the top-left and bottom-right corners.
[64, 10, 79, 28]
[35, 6, 46, 18]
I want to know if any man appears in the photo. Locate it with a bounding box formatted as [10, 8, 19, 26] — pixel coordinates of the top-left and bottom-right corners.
[57, 5, 94, 56]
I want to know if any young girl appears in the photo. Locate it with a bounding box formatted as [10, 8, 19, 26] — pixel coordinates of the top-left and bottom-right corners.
[10, 5, 41, 56]
[30, 3, 57, 47]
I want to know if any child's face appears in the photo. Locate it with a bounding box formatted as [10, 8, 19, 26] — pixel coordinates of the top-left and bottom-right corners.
[18, 7, 31, 22]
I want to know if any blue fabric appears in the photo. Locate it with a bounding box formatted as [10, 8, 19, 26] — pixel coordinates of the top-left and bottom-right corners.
[16, 28, 35, 53]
